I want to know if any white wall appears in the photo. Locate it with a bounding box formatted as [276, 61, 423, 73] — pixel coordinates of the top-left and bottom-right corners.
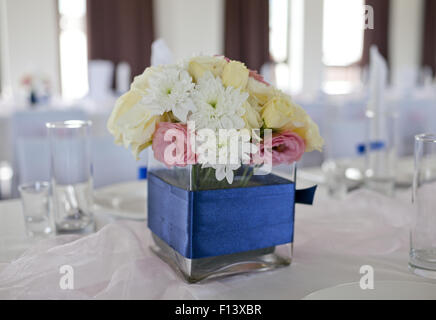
[289, 0, 324, 96]
[0, 0, 10, 97]
[0, 0, 60, 97]
[303, 0, 324, 95]
[389, 0, 424, 87]
[154, 0, 224, 61]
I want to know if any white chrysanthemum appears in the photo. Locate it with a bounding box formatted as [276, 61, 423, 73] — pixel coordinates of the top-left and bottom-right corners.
[211, 163, 241, 184]
[136, 66, 196, 122]
[197, 129, 258, 184]
[189, 72, 248, 131]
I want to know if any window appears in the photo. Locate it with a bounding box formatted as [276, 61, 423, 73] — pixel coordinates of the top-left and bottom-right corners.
[58, 0, 88, 100]
[269, 0, 289, 63]
[269, 0, 290, 91]
[322, 0, 365, 94]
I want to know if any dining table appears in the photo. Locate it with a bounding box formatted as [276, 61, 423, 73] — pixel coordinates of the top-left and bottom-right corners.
[1, 167, 436, 300]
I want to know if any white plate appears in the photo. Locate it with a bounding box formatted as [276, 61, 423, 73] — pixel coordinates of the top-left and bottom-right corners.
[94, 181, 147, 220]
[303, 281, 436, 300]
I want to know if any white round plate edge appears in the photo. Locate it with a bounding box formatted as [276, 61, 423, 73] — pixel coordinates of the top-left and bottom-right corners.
[302, 280, 436, 300]
[94, 181, 148, 220]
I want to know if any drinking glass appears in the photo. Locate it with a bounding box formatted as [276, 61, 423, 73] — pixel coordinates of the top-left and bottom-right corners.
[322, 111, 366, 199]
[46, 120, 95, 234]
[410, 133, 436, 278]
[18, 181, 53, 237]
[321, 159, 348, 199]
[364, 110, 398, 196]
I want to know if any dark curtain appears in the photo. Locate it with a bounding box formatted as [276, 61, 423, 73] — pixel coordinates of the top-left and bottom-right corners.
[361, 0, 390, 66]
[224, 0, 270, 72]
[422, 0, 436, 76]
[87, 0, 154, 80]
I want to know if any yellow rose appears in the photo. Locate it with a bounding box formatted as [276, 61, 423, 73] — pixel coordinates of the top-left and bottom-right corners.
[188, 56, 228, 82]
[242, 98, 262, 130]
[247, 77, 276, 105]
[292, 117, 324, 152]
[261, 95, 307, 130]
[261, 94, 324, 152]
[107, 90, 161, 159]
[222, 61, 249, 89]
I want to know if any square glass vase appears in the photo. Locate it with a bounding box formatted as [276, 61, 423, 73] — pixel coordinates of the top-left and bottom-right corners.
[147, 155, 296, 283]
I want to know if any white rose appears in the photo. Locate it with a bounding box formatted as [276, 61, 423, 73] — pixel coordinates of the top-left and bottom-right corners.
[107, 90, 160, 159]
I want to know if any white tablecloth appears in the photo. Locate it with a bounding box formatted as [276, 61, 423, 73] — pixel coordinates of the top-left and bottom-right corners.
[0, 178, 435, 299]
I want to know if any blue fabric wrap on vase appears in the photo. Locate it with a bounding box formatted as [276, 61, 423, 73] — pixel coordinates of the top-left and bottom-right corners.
[147, 172, 316, 259]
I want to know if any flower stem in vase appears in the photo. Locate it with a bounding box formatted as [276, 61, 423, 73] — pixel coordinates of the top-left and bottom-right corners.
[199, 167, 213, 187]
[191, 164, 199, 190]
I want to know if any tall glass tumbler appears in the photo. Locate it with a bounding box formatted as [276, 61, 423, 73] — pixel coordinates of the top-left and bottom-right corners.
[46, 120, 95, 234]
[364, 110, 398, 196]
[410, 134, 436, 278]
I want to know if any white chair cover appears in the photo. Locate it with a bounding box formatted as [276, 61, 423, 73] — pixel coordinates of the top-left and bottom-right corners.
[116, 62, 131, 94]
[88, 60, 115, 100]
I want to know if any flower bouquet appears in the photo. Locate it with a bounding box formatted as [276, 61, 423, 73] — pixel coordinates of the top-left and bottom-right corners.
[20, 73, 51, 106]
[107, 55, 323, 282]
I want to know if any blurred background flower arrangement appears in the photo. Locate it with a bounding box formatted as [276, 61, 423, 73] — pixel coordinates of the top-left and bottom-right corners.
[20, 73, 51, 106]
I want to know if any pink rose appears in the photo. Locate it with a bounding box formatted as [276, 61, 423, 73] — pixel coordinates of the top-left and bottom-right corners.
[253, 131, 305, 165]
[214, 54, 231, 62]
[248, 69, 270, 86]
[152, 122, 196, 167]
